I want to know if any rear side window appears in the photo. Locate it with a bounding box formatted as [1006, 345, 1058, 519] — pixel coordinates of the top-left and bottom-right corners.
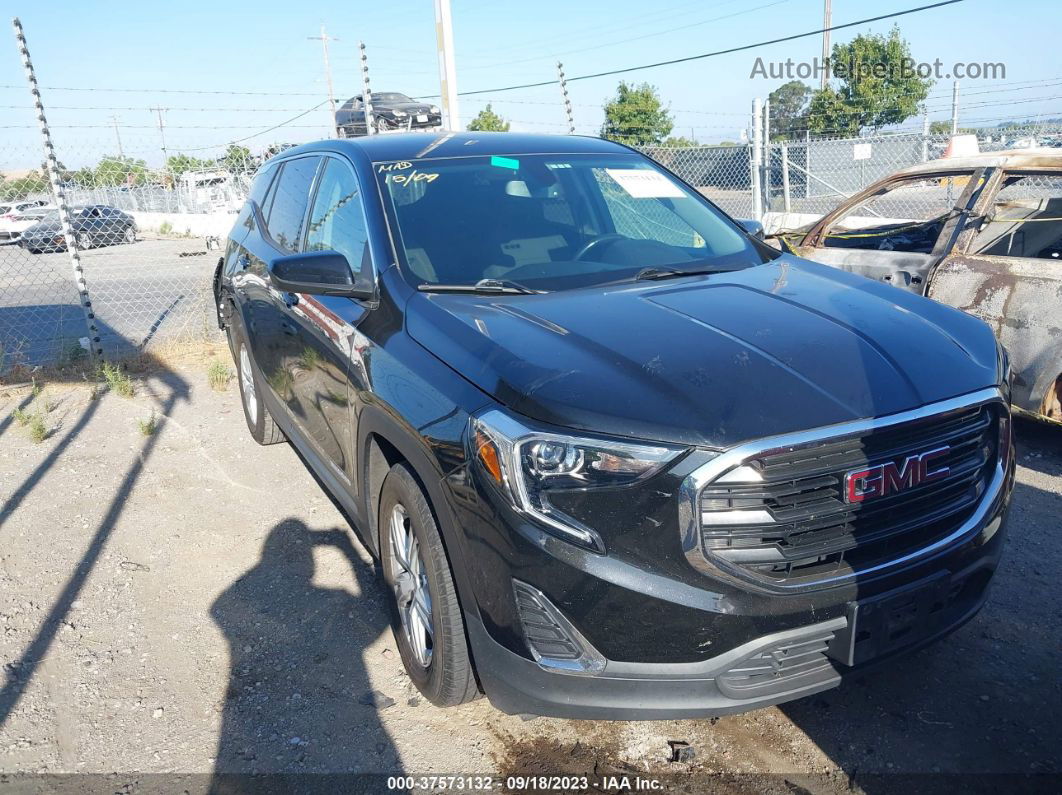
[265, 157, 320, 253]
[305, 158, 371, 281]
[248, 163, 278, 208]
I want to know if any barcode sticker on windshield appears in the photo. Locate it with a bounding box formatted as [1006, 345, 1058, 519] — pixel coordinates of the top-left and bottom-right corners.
[605, 169, 685, 198]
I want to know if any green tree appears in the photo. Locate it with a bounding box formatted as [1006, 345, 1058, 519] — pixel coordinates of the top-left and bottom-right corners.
[600, 82, 673, 146]
[0, 171, 48, 202]
[929, 120, 975, 136]
[223, 144, 253, 173]
[94, 155, 149, 187]
[768, 80, 812, 140]
[662, 135, 699, 148]
[466, 104, 510, 132]
[165, 153, 212, 178]
[806, 26, 932, 137]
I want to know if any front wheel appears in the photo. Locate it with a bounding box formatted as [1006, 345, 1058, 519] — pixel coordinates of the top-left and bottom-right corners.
[75, 231, 92, 250]
[379, 463, 478, 706]
[123, 226, 136, 244]
[376, 118, 390, 135]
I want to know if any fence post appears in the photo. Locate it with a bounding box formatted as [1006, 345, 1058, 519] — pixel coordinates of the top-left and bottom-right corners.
[12, 17, 102, 364]
[761, 98, 771, 212]
[922, 108, 930, 162]
[750, 98, 763, 221]
[804, 129, 811, 199]
[360, 41, 375, 135]
[781, 142, 791, 214]
[557, 62, 575, 134]
[950, 80, 960, 135]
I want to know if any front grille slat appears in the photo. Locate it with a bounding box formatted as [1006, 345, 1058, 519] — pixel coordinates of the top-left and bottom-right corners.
[698, 404, 998, 585]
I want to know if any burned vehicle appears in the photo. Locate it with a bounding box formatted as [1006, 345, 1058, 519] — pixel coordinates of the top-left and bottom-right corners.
[785, 151, 1062, 424]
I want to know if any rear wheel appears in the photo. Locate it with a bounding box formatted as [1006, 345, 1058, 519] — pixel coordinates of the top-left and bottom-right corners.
[233, 329, 284, 445]
[379, 463, 478, 706]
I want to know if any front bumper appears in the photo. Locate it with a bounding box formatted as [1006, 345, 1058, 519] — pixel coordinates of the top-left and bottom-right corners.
[465, 539, 1001, 719]
[447, 424, 1013, 719]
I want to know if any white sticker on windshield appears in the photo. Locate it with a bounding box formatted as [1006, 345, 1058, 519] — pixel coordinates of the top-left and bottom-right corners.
[605, 168, 685, 198]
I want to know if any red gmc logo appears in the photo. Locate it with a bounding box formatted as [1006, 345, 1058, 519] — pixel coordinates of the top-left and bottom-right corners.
[844, 446, 951, 503]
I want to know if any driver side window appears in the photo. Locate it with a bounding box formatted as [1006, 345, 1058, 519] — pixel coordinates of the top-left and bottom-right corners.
[821, 174, 971, 253]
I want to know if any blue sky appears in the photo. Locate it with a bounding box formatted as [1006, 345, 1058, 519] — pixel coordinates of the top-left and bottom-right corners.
[2, 0, 1058, 168]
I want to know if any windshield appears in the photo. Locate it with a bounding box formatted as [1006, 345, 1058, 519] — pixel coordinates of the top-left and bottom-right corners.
[375, 153, 764, 291]
[374, 93, 412, 103]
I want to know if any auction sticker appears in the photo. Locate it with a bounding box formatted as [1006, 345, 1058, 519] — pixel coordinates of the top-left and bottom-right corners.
[605, 168, 685, 198]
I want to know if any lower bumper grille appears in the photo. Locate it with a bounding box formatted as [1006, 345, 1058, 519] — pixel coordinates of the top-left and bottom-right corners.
[693, 396, 1003, 587]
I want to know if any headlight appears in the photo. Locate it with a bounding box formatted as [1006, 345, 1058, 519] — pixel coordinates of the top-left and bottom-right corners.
[471, 409, 682, 551]
[393, 109, 407, 117]
[430, 105, 440, 114]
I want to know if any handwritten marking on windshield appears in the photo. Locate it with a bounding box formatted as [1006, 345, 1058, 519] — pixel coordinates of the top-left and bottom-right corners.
[390, 170, 439, 186]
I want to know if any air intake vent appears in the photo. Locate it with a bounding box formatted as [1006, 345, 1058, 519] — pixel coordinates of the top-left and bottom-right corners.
[717, 628, 838, 699]
[513, 580, 606, 675]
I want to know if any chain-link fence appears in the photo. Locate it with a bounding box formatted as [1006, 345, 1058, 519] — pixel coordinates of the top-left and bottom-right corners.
[4, 46, 1062, 374]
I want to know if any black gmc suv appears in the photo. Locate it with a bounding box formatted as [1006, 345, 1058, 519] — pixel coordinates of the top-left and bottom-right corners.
[213, 132, 1015, 719]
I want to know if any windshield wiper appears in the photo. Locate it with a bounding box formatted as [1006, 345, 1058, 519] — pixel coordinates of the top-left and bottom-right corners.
[418, 278, 545, 295]
[634, 265, 742, 281]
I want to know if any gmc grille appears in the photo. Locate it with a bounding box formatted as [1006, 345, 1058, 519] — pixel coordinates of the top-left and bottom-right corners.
[697, 403, 999, 586]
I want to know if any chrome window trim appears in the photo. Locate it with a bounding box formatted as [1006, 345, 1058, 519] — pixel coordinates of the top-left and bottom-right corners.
[679, 387, 1008, 593]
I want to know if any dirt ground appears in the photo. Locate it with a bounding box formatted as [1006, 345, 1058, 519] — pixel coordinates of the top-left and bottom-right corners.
[0, 359, 1059, 792]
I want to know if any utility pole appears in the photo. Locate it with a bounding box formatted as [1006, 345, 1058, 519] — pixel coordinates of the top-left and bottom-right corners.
[950, 81, 960, 135]
[151, 106, 168, 162]
[434, 0, 460, 130]
[308, 25, 339, 137]
[820, 0, 831, 89]
[110, 114, 124, 157]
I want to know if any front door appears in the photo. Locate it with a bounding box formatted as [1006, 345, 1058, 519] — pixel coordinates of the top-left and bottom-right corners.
[794, 170, 984, 294]
[284, 155, 373, 482]
[927, 169, 1062, 419]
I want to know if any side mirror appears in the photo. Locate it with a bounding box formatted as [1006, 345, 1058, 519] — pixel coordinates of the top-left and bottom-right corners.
[736, 218, 765, 240]
[268, 250, 373, 299]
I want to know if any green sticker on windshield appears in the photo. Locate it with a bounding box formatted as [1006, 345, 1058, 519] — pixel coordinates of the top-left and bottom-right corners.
[490, 156, 520, 170]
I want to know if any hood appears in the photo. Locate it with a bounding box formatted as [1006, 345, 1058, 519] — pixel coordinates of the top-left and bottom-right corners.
[406, 256, 1001, 449]
[382, 102, 434, 114]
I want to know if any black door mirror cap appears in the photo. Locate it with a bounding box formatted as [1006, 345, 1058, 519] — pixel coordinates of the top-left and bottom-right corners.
[736, 218, 766, 240]
[268, 250, 374, 299]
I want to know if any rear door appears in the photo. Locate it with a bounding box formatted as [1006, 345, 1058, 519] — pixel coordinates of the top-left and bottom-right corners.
[927, 169, 1062, 418]
[794, 170, 983, 294]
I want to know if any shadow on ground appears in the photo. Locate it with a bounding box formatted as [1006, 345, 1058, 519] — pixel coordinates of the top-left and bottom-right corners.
[209, 518, 401, 786]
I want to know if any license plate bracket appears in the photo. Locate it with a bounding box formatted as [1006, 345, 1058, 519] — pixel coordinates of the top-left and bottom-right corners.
[827, 573, 951, 667]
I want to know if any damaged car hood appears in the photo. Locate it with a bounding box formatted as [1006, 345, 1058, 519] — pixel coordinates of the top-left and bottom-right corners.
[406, 256, 1001, 448]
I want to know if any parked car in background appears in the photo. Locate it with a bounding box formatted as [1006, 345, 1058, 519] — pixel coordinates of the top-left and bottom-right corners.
[335, 92, 442, 137]
[0, 199, 48, 220]
[783, 150, 1062, 424]
[0, 205, 54, 245]
[214, 133, 1013, 719]
[20, 205, 137, 253]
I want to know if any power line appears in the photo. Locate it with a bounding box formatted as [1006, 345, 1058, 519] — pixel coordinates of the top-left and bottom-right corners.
[416, 0, 967, 98]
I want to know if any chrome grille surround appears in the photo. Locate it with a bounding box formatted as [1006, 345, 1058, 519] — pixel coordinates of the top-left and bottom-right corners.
[679, 387, 1009, 593]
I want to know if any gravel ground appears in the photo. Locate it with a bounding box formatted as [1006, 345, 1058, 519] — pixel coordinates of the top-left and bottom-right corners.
[0, 360, 1059, 792]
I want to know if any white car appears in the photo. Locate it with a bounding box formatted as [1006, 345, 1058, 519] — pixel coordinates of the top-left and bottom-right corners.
[0, 204, 54, 245]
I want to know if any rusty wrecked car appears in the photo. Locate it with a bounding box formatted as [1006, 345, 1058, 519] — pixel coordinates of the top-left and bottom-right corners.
[783, 150, 1062, 424]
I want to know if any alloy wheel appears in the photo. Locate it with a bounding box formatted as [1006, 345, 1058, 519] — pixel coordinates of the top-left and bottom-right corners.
[239, 345, 257, 426]
[388, 503, 434, 668]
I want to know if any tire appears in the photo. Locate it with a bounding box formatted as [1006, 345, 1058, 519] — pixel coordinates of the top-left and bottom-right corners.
[75, 231, 92, 250]
[123, 225, 136, 244]
[232, 327, 284, 445]
[376, 118, 390, 135]
[379, 463, 478, 706]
